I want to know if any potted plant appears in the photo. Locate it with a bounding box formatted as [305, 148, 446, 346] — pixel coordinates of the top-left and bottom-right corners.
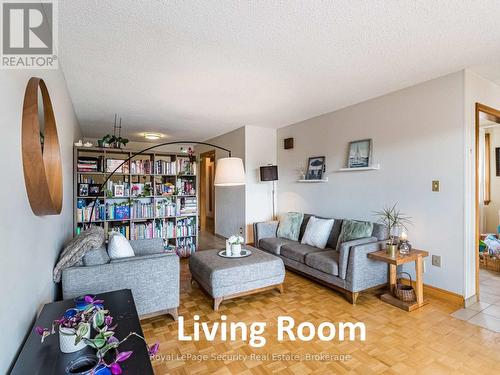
[228, 235, 244, 255]
[373, 203, 412, 257]
[98, 135, 129, 149]
[36, 295, 160, 374]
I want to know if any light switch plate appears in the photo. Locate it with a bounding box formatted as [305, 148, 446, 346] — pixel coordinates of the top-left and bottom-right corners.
[432, 180, 440, 192]
[432, 255, 441, 267]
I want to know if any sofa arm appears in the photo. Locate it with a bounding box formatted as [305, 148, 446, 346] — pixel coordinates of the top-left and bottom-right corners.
[338, 237, 378, 279]
[253, 221, 278, 247]
[62, 253, 179, 315]
[129, 238, 164, 256]
[345, 240, 388, 292]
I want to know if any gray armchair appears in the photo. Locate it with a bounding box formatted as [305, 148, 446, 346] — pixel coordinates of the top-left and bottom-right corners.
[62, 238, 179, 320]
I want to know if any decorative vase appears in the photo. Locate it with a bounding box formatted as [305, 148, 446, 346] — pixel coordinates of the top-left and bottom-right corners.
[386, 244, 398, 258]
[225, 240, 232, 255]
[59, 326, 89, 353]
[231, 243, 242, 255]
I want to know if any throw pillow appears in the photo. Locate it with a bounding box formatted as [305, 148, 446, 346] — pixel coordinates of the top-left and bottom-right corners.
[336, 220, 374, 250]
[107, 232, 135, 259]
[301, 216, 335, 249]
[277, 212, 304, 241]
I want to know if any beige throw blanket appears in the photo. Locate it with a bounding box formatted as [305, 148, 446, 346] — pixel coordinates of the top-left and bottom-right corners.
[53, 226, 105, 282]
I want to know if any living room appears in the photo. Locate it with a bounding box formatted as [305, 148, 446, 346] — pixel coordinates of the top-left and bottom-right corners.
[2, 1, 500, 374]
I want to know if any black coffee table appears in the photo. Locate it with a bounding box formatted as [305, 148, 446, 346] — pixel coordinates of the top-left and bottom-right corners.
[10, 289, 154, 374]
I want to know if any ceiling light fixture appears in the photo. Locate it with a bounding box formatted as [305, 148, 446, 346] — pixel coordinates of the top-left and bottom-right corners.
[144, 132, 162, 140]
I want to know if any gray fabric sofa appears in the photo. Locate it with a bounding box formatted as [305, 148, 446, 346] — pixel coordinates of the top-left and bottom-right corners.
[253, 214, 388, 304]
[62, 238, 179, 319]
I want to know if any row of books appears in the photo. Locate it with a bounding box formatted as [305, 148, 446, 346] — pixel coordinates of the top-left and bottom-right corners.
[110, 224, 130, 239]
[177, 157, 196, 175]
[176, 237, 196, 257]
[176, 217, 196, 237]
[76, 199, 105, 222]
[130, 159, 152, 175]
[156, 199, 176, 217]
[130, 201, 154, 219]
[176, 179, 196, 195]
[155, 158, 176, 175]
[155, 219, 176, 239]
[107, 203, 130, 220]
[131, 222, 154, 240]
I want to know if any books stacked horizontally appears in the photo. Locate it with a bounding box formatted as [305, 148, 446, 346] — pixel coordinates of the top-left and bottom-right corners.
[178, 197, 197, 215]
[78, 156, 102, 172]
[155, 157, 176, 175]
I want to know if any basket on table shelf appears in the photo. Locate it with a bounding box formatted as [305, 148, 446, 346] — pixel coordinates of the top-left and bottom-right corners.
[394, 272, 416, 303]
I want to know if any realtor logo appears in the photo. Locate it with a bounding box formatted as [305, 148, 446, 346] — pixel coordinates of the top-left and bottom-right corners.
[1, 0, 58, 69]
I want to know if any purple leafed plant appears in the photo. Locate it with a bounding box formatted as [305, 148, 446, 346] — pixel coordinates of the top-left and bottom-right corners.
[35, 295, 159, 374]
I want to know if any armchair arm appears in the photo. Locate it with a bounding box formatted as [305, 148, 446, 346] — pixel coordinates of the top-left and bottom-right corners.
[62, 253, 179, 315]
[253, 221, 279, 247]
[345, 240, 387, 292]
[129, 238, 164, 256]
[338, 237, 378, 279]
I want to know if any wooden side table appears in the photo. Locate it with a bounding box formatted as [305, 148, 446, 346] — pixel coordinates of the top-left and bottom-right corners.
[368, 249, 429, 311]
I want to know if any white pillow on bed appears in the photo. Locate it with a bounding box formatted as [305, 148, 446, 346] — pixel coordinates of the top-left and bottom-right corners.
[301, 216, 334, 249]
[107, 232, 135, 259]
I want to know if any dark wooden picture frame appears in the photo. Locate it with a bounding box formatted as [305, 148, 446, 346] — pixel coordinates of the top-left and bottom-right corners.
[88, 184, 101, 197]
[306, 156, 325, 180]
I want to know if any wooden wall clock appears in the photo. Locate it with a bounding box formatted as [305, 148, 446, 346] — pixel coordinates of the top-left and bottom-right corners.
[22, 77, 62, 215]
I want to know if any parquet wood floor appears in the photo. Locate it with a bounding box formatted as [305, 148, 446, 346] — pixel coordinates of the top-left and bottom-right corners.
[142, 239, 500, 374]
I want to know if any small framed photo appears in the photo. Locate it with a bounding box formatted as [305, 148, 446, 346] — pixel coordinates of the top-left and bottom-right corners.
[114, 185, 125, 197]
[78, 183, 89, 197]
[89, 184, 101, 197]
[306, 156, 325, 180]
[347, 139, 372, 168]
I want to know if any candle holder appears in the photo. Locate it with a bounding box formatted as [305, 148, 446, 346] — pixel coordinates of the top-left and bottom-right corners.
[399, 240, 411, 255]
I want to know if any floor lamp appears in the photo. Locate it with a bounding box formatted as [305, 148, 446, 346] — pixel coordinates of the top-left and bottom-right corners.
[86, 141, 245, 228]
[260, 165, 278, 220]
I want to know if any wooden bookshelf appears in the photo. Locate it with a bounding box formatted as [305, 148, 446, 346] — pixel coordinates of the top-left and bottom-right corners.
[73, 146, 198, 257]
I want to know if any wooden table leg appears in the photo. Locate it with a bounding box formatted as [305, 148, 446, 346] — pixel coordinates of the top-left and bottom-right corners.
[389, 264, 397, 292]
[415, 256, 424, 306]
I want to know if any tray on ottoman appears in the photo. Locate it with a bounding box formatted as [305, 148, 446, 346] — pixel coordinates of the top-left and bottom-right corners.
[189, 246, 285, 310]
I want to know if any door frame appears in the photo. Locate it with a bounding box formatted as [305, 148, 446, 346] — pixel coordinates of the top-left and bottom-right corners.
[475, 103, 500, 298]
[199, 150, 216, 233]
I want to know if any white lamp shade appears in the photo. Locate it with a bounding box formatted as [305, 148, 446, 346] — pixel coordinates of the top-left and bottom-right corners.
[214, 157, 246, 186]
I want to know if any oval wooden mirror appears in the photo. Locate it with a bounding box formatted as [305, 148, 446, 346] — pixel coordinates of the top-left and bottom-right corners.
[22, 77, 62, 215]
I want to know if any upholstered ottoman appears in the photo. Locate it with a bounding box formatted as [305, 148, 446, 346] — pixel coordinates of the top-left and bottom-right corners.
[189, 246, 285, 310]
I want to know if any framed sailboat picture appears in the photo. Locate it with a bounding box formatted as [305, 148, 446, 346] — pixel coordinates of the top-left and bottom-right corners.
[347, 139, 372, 168]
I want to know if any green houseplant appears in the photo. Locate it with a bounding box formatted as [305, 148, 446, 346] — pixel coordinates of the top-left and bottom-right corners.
[373, 203, 412, 257]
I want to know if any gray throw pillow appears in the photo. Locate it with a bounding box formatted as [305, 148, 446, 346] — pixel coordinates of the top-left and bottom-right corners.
[83, 246, 110, 266]
[277, 212, 304, 241]
[336, 220, 374, 250]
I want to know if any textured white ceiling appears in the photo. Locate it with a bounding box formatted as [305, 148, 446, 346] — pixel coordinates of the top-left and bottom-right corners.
[59, 0, 500, 142]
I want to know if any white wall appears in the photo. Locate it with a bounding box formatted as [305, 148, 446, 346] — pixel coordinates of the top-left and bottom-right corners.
[464, 70, 500, 299]
[197, 127, 246, 239]
[245, 126, 277, 243]
[277, 72, 465, 295]
[0, 70, 81, 373]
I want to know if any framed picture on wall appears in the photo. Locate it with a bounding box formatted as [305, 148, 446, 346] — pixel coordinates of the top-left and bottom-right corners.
[306, 156, 325, 180]
[347, 139, 372, 168]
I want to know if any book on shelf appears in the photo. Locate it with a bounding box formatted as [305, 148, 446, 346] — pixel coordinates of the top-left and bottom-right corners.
[76, 199, 105, 222]
[77, 156, 103, 172]
[106, 159, 129, 173]
[131, 221, 154, 240]
[130, 159, 152, 174]
[131, 200, 153, 219]
[155, 156, 176, 175]
[176, 157, 196, 175]
[109, 224, 130, 239]
[155, 218, 175, 239]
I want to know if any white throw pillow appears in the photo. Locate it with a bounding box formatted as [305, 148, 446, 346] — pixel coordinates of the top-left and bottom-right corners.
[107, 232, 135, 259]
[301, 216, 335, 249]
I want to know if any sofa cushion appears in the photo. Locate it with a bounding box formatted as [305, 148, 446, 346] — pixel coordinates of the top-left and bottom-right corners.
[371, 223, 388, 241]
[83, 246, 110, 266]
[299, 214, 342, 248]
[277, 212, 304, 241]
[336, 220, 374, 250]
[305, 250, 339, 276]
[260, 237, 296, 255]
[280, 242, 324, 263]
[301, 216, 335, 249]
[108, 232, 135, 259]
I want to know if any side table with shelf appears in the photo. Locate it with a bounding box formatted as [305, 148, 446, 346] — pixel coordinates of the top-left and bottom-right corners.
[368, 249, 429, 311]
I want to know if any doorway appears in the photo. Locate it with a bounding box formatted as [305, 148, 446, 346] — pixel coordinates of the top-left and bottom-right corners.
[200, 150, 216, 235]
[475, 103, 500, 308]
